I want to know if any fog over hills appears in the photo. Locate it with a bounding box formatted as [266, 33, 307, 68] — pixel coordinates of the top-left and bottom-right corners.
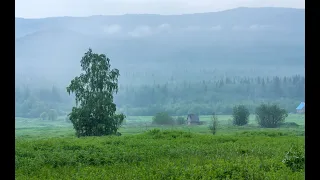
[15, 7, 305, 87]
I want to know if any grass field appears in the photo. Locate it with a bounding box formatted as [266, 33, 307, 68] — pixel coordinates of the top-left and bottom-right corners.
[15, 114, 305, 179]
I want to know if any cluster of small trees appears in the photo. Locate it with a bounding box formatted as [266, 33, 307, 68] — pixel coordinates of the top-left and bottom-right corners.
[150, 103, 288, 129]
[39, 109, 58, 121]
[232, 104, 288, 128]
[151, 103, 288, 128]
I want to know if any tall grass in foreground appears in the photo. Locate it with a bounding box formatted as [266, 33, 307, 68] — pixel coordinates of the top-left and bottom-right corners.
[16, 129, 304, 180]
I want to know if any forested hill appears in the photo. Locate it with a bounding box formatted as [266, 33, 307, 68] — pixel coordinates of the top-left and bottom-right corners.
[15, 7, 304, 86]
[15, 7, 305, 118]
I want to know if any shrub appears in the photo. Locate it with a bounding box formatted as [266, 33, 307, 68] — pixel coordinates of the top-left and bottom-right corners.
[40, 112, 48, 120]
[282, 145, 305, 171]
[148, 128, 161, 135]
[47, 109, 58, 121]
[232, 105, 250, 126]
[255, 104, 288, 128]
[152, 112, 174, 125]
[279, 122, 299, 128]
[175, 116, 186, 125]
[115, 132, 122, 136]
[209, 114, 218, 135]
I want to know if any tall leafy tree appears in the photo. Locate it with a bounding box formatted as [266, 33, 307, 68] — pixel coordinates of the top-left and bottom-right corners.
[67, 48, 125, 137]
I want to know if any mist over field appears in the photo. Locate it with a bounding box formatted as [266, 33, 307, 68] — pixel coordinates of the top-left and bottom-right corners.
[15, 7, 304, 117]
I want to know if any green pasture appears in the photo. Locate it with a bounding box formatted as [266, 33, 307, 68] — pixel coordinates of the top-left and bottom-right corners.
[15, 114, 305, 179]
[15, 114, 305, 138]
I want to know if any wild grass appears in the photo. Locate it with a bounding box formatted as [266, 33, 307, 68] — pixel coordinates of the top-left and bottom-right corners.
[15, 114, 305, 179]
[15, 114, 304, 138]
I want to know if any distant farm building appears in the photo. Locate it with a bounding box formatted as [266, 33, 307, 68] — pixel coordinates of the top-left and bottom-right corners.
[296, 102, 305, 114]
[187, 114, 200, 125]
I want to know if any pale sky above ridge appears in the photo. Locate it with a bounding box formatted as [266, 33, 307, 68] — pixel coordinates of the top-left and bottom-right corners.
[16, 0, 305, 18]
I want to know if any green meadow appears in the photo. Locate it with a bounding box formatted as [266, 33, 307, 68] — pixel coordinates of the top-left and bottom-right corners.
[15, 114, 305, 179]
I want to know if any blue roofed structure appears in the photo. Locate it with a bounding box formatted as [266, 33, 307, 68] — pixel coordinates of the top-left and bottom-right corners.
[296, 102, 305, 114]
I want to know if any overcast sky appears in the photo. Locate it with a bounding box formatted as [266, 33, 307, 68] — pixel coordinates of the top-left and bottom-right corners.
[16, 0, 305, 18]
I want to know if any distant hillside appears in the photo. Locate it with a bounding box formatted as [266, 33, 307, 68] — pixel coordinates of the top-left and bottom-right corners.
[15, 7, 305, 86]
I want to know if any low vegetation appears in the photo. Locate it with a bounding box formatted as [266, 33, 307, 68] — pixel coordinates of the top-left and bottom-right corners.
[175, 116, 186, 125]
[152, 112, 175, 125]
[15, 113, 305, 179]
[15, 129, 304, 179]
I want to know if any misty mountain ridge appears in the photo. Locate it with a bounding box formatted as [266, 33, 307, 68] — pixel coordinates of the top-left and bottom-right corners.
[15, 7, 305, 87]
[16, 7, 304, 38]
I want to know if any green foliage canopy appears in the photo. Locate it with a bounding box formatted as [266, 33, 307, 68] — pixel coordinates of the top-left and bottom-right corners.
[67, 48, 125, 137]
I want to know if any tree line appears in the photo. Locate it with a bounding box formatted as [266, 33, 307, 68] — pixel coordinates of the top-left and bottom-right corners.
[115, 75, 304, 115]
[15, 85, 73, 118]
[15, 74, 304, 118]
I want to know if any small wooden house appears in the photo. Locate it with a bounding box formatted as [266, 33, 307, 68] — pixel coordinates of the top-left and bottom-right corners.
[296, 102, 305, 114]
[187, 114, 200, 125]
